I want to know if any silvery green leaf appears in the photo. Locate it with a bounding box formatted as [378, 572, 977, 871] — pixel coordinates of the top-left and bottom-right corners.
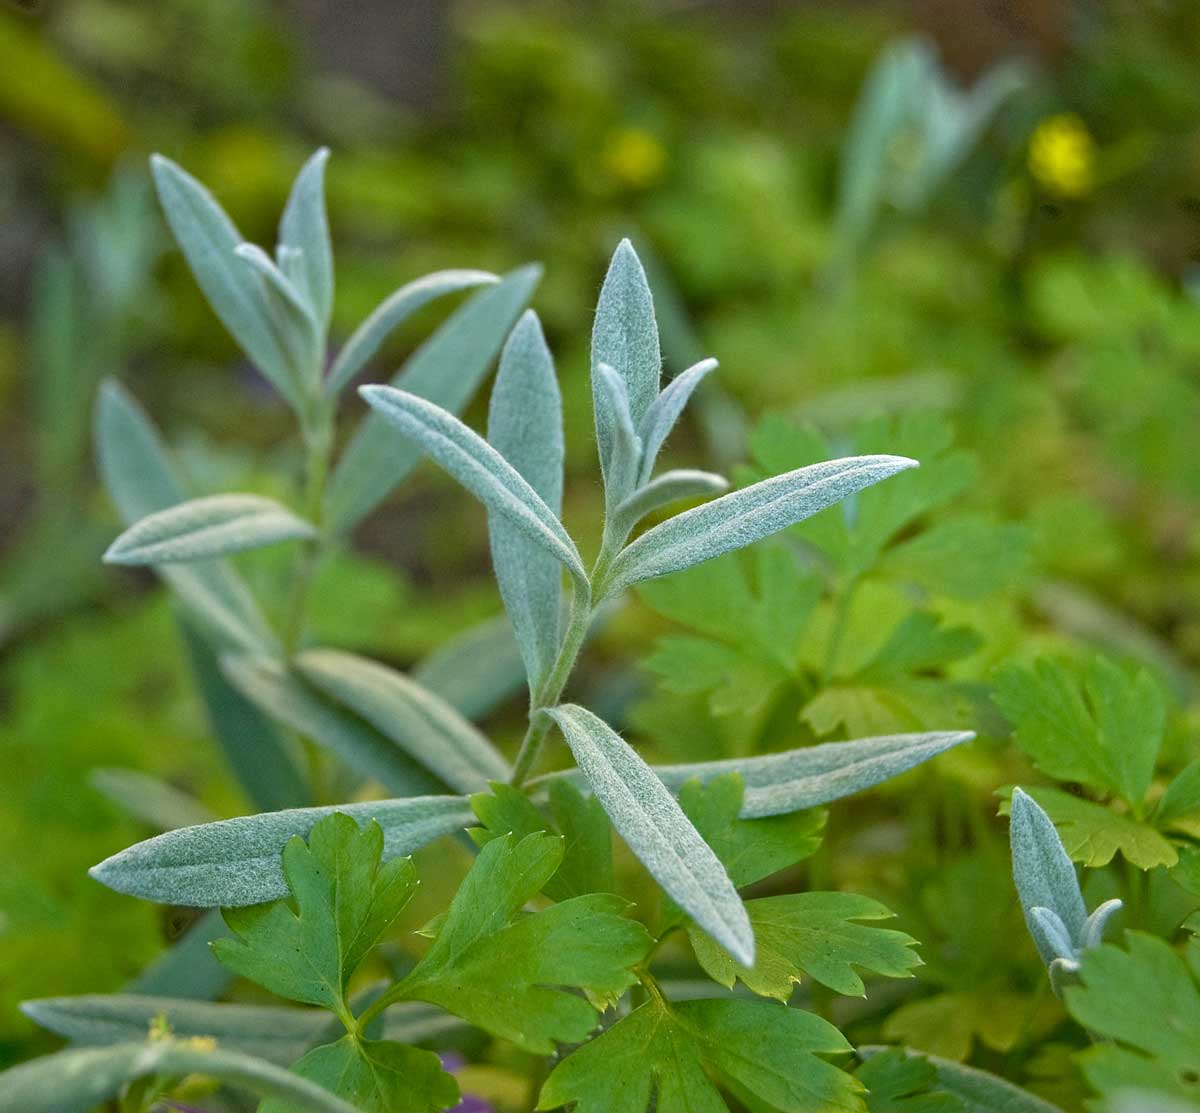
[599, 454, 919, 598]
[636, 357, 718, 485]
[297, 648, 510, 792]
[591, 239, 660, 469]
[278, 147, 333, 328]
[150, 154, 299, 407]
[413, 612, 527, 720]
[179, 620, 311, 812]
[90, 795, 474, 907]
[487, 310, 564, 692]
[125, 908, 232, 1000]
[325, 265, 540, 532]
[0, 1041, 358, 1113]
[594, 361, 642, 505]
[104, 494, 316, 566]
[325, 268, 498, 397]
[220, 655, 443, 797]
[94, 380, 276, 654]
[88, 768, 216, 831]
[542, 703, 754, 966]
[1009, 787, 1088, 970]
[21, 994, 460, 1066]
[1081, 898, 1123, 951]
[609, 469, 729, 538]
[359, 386, 587, 588]
[639, 730, 974, 817]
[1029, 906, 1075, 963]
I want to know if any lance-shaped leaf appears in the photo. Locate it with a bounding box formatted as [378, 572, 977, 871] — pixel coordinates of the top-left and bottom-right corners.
[212, 814, 418, 1015]
[0, 1040, 359, 1113]
[95, 379, 276, 654]
[326, 269, 497, 397]
[221, 655, 443, 797]
[325, 265, 540, 532]
[609, 469, 728, 540]
[359, 386, 587, 588]
[278, 147, 334, 328]
[234, 243, 322, 392]
[591, 240, 661, 474]
[599, 454, 919, 598]
[104, 494, 315, 566]
[297, 648, 510, 792]
[412, 612, 527, 721]
[89, 767, 216, 831]
[126, 908, 232, 1000]
[22, 994, 462, 1066]
[89, 795, 474, 907]
[150, 154, 300, 407]
[594, 361, 643, 505]
[644, 730, 974, 817]
[636, 357, 718, 485]
[487, 309, 565, 692]
[541, 703, 754, 966]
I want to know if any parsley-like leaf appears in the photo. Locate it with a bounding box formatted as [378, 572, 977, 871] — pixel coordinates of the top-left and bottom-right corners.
[854, 1049, 964, 1113]
[212, 813, 417, 1021]
[398, 832, 650, 1052]
[537, 996, 861, 1113]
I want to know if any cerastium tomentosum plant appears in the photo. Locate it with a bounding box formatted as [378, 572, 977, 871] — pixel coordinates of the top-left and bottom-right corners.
[7, 149, 983, 1113]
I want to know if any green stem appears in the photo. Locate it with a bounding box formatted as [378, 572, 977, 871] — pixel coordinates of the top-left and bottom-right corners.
[284, 407, 334, 656]
[509, 581, 594, 787]
[821, 574, 858, 686]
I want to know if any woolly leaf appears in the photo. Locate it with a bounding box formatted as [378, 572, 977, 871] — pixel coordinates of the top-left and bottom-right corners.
[297, 648, 510, 793]
[594, 360, 643, 506]
[213, 813, 417, 1015]
[538, 996, 860, 1113]
[397, 832, 651, 1053]
[637, 357, 718, 485]
[487, 309, 565, 692]
[103, 494, 315, 566]
[359, 386, 587, 588]
[543, 703, 754, 966]
[412, 612, 527, 721]
[611, 469, 729, 537]
[89, 795, 474, 907]
[278, 147, 334, 328]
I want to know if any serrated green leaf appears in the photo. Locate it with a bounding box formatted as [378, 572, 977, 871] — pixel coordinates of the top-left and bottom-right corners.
[879, 516, 1031, 600]
[1157, 759, 1200, 829]
[103, 494, 315, 566]
[542, 703, 754, 966]
[359, 385, 587, 588]
[297, 648, 510, 793]
[601, 454, 918, 598]
[325, 265, 539, 532]
[90, 795, 474, 907]
[278, 147, 334, 329]
[538, 996, 861, 1113]
[325, 269, 497, 398]
[854, 1048, 964, 1113]
[212, 815, 416, 1015]
[487, 309, 565, 692]
[691, 892, 919, 1000]
[0, 1040, 358, 1113]
[262, 1034, 458, 1113]
[882, 992, 1064, 1063]
[398, 832, 651, 1052]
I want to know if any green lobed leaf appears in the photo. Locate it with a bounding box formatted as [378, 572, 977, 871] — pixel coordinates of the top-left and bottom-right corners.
[213, 813, 417, 1014]
[359, 385, 587, 588]
[103, 494, 315, 566]
[542, 703, 754, 966]
[325, 268, 497, 398]
[278, 147, 334, 329]
[397, 832, 651, 1053]
[538, 996, 861, 1113]
[0, 1040, 359, 1113]
[89, 795, 474, 907]
[599, 454, 919, 598]
[691, 892, 920, 1000]
[1156, 758, 1200, 829]
[486, 309, 565, 693]
[297, 648, 510, 793]
[854, 1048, 964, 1113]
[325, 265, 540, 532]
[263, 1034, 457, 1113]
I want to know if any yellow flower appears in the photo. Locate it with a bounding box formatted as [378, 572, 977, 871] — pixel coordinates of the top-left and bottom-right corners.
[1028, 113, 1095, 198]
[602, 127, 667, 190]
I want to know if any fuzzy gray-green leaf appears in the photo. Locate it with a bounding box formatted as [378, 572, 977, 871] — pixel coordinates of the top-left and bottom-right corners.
[360, 385, 587, 587]
[89, 795, 474, 907]
[594, 361, 643, 506]
[599, 454, 918, 597]
[278, 147, 334, 328]
[325, 269, 497, 397]
[610, 469, 729, 537]
[487, 309, 565, 692]
[104, 494, 315, 566]
[297, 648, 510, 792]
[542, 703, 754, 967]
[636, 357, 718, 484]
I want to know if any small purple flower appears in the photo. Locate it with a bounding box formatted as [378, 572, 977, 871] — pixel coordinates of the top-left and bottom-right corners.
[439, 1051, 495, 1113]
